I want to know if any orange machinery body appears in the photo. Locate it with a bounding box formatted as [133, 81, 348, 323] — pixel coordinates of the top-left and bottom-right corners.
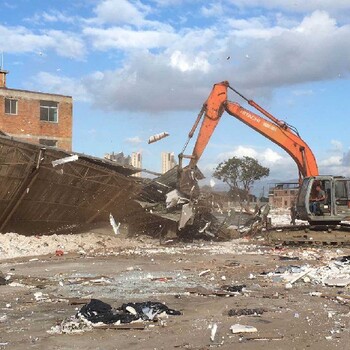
[179, 81, 350, 226]
[187, 81, 319, 180]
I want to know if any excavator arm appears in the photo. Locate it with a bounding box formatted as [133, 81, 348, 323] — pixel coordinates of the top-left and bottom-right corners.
[179, 81, 318, 194]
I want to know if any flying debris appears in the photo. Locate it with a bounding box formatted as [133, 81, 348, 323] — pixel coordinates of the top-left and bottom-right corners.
[52, 155, 79, 167]
[148, 132, 169, 144]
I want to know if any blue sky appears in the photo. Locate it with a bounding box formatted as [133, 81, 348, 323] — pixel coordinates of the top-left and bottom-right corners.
[1, 0, 350, 184]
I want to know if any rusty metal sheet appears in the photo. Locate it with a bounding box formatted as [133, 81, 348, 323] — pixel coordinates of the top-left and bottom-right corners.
[0, 134, 158, 235]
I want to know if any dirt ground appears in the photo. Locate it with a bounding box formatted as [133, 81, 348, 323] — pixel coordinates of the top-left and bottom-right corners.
[0, 228, 350, 350]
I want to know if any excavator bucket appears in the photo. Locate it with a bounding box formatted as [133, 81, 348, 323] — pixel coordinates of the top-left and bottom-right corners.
[177, 166, 204, 199]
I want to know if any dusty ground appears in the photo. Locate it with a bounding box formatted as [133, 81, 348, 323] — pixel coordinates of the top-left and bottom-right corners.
[0, 227, 350, 350]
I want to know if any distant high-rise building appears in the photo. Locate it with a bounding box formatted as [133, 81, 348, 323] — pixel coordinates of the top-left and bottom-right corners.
[161, 152, 176, 174]
[104, 151, 131, 165]
[131, 152, 142, 177]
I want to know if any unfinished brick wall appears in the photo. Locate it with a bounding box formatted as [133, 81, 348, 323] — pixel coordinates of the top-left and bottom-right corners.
[0, 88, 73, 151]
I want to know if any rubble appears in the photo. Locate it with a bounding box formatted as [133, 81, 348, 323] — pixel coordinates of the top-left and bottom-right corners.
[49, 299, 181, 334]
[0, 271, 6, 285]
[228, 308, 266, 316]
[1, 209, 350, 349]
[266, 257, 350, 287]
[230, 324, 258, 334]
[209, 323, 218, 342]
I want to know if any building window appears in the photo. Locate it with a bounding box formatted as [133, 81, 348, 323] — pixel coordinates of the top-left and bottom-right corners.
[40, 101, 58, 122]
[5, 98, 18, 115]
[39, 139, 58, 147]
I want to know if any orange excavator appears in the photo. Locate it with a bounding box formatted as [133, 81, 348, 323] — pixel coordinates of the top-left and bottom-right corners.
[178, 81, 350, 226]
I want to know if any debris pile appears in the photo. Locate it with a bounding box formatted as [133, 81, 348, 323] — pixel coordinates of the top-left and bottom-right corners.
[266, 255, 350, 287]
[0, 231, 138, 260]
[49, 299, 181, 334]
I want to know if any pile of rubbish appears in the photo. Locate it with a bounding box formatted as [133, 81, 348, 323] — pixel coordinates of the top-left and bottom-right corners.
[49, 299, 181, 334]
[265, 255, 350, 288]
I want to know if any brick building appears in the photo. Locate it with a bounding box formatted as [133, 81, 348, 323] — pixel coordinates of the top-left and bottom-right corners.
[269, 182, 299, 209]
[0, 70, 72, 151]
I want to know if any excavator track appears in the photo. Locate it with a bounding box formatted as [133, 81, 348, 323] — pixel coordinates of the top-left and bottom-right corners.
[266, 224, 350, 246]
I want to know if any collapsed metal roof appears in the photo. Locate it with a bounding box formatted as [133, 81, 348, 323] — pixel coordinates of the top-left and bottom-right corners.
[0, 134, 161, 235]
[0, 134, 224, 239]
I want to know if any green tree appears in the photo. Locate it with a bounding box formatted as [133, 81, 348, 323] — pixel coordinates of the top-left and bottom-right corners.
[213, 156, 269, 201]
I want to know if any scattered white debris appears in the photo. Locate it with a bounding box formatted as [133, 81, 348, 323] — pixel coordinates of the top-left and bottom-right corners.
[209, 323, 218, 342]
[230, 324, 258, 334]
[48, 316, 93, 334]
[178, 203, 194, 230]
[126, 306, 138, 316]
[248, 273, 256, 280]
[165, 190, 189, 209]
[109, 213, 121, 235]
[0, 314, 8, 323]
[9, 282, 35, 289]
[198, 269, 211, 277]
[34, 291, 50, 302]
[52, 154, 79, 167]
[285, 283, 293, 290]
[148, 132, 169, 144]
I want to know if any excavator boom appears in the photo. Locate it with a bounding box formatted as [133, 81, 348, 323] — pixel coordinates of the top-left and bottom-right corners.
[178, 81, 350, 232]
[186, 81, 319, 179]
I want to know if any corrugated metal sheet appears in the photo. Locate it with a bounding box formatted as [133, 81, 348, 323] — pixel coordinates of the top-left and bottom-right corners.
[0, 135, 160, 235]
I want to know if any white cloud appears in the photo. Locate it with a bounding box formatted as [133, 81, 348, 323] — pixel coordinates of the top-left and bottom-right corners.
[29, 10, 76, 24]
[218, 146, 257, 160]
[215, 145, 296, 179]
[331, 139, 343, 151]
[319, 155, 342, 167]
[31, 72, 89, 102]
[151, 0, 190, 6]
[93, 0, 150, 26]
[170, 50, 210, 72]
[80, 10, 350, 112]
[218, 146, 283, 164]
[84, 27, 177, 50]
[82, 52, 211, 112]
[229, 0, 350, 14]
[228, 11, 350, 88]
[46, 30, 86, 58]
[262, 148, 283, 163]
[201, 3, 224, 17]
[342, 150, 350, 166]
[125, 136, 143, 144]
[0, 25, 86, 59]
[318, 144, 350, 176]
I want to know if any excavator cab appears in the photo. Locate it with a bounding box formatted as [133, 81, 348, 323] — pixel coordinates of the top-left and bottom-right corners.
[297, 176, 350, 225]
